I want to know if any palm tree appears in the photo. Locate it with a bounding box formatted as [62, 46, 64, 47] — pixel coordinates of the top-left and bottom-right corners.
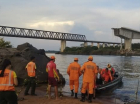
[0, 38, 12, 48]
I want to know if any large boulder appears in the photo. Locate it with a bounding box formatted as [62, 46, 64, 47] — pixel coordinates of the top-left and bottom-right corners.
[17, 43, 50, 82]
[0, 43, 50, 81]
[0, 43, 65, 86]
[0, 43, 50, 83]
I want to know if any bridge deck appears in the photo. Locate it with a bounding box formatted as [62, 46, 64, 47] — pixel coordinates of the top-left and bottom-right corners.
[0, 26, 120, 44]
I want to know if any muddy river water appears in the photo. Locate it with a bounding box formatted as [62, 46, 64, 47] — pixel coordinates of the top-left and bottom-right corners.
[46, 54, 140, 102]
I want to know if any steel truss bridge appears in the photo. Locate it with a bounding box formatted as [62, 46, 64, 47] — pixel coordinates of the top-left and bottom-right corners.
[0, 26, 120, 44]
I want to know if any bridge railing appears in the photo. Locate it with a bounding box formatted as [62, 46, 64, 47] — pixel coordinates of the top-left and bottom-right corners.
[0, 26, 87, 41]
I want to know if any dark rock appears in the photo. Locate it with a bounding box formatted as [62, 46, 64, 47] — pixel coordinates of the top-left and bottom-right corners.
[0, 43, 47, 82]
[38, 49, 46, 55]
[57, 69, 66, 86]
[0, 42, 65, 86]
[17, 43, 38, 52]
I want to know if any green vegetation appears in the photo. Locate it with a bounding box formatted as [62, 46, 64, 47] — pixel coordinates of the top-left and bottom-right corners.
[0, 38, 12, 48]
[132, 43, 140, 50]
[63, 43, 140, 55]
[63, 46, 120, 55]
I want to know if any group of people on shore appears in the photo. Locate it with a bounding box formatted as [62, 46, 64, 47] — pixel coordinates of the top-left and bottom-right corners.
[0, 55, 115, 104]
[67, 56, 115, 103]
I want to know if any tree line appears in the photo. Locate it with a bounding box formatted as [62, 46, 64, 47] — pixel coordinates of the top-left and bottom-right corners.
[63, 43, 140, 55]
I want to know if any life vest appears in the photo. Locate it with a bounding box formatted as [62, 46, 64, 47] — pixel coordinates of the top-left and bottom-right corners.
[108, 67, 115, 75]
[26, 62, 36, 77]
[0, 69, 15, 91]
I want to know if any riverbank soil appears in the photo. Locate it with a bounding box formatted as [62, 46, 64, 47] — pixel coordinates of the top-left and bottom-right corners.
[17, 85, 124, 104]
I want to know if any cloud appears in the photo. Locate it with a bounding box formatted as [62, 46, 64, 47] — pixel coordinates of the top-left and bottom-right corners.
[29, 21, 74, 27]
[28, 20, 74, 32]
[1, 0, 140, 50]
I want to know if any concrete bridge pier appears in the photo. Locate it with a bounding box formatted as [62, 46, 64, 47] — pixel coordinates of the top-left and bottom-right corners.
[113, 44, 115, 47]
[107, 44, 110, 47]
[97, 43, 100, 48]
[91, 42, 93, 47]
[84, 42, 88, 47]
[60, 40, 66, 52]
[124, 38, 132, 51]
[102, 43, 105, 48]
[119, 44, 122, 50]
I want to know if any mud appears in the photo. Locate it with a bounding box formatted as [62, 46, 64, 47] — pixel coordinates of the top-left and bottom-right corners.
[17, 85, 124, 104]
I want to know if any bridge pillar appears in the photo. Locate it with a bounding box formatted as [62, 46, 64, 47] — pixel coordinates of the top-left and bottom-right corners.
[102, 43, 105, 48]
[84, 42, 88, 47]
[124, 38, 132, 51]
[120, 38, 123, 50]
[91, 42, 93, 47]
[113, 44, 115, 47]
[107, 44, 110, 47]
[97, 43, 100, 48]
[61, 40, 66, 52]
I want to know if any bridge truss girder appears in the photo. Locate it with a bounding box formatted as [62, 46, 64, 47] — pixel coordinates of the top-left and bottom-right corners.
[0, 26, 87, 41]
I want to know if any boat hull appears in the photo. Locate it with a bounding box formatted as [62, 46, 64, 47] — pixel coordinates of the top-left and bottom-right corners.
[96, 75, 123, 94]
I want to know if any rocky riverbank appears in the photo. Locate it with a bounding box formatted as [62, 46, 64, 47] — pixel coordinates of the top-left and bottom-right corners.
[0, 43, 65, 85]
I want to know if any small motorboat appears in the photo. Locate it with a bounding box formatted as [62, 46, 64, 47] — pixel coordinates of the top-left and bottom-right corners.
[96, 72, 123, 93]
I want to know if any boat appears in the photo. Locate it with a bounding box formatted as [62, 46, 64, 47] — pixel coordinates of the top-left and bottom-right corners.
[96, 73, 123, 93]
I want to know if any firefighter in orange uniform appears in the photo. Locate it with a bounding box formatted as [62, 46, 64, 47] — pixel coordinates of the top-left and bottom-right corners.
[80, 56, 97, 103]
[0, 59, 18, 104]
[101, 68, 112, 84]
[67, 58, 81, 98]
[24, 56, 37, 96]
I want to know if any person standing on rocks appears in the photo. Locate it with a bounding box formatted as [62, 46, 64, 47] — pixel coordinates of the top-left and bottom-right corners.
[24, 56, 37, 96]
[0, 59, 18, 104]
[46, 55, 60, 100]
[67, 57, 81, 98]
[80, 56, 97, 103]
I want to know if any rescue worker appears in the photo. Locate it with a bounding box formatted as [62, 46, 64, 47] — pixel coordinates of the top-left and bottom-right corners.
[86, 66, 100, 99]
[24, 56, 37, 96]
[46, 55, 60, 100]
[67, 57, 81, 99]
[101, 68, 112, 84]
[81, 56, 97, 103]
[107, 64, 115, 75]
[0, 59, 18, 104]
[107, 64, 115, 80]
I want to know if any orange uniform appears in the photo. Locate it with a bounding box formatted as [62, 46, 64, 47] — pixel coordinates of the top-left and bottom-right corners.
[67, 61, 81, 93]
[81, 61, 97, 94]
[101, 68, 112, 82]
[0, 69, 17, 91]
[108, 67, 115, 74]
[26, 61, 36, 77]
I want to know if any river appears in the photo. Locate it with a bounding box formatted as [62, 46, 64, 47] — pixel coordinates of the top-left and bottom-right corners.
[46, 53, 140, 102]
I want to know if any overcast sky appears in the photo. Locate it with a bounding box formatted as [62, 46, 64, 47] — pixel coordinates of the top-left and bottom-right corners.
[0, 0, 140, 50]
